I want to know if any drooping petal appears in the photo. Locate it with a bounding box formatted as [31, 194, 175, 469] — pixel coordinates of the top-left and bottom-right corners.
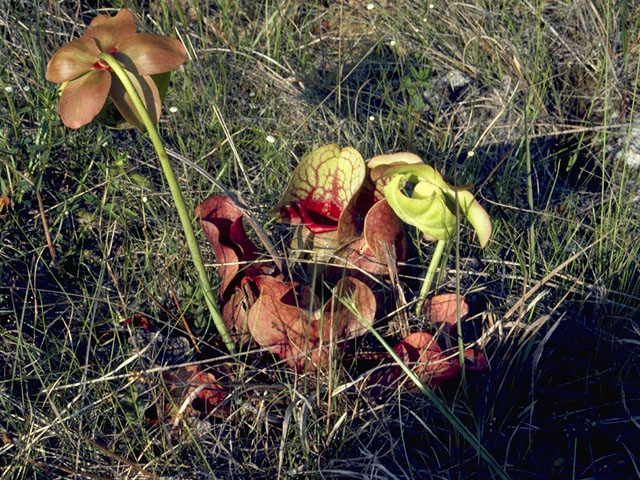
[85, 8, 137, 52]
[445, 189, 492, 248]
[45, 36, 100, 83]
[94, 73, 173, 129]
[116, 34, 187, 75]
[58, 70, 111, 129]
[109, 70, 161, 132]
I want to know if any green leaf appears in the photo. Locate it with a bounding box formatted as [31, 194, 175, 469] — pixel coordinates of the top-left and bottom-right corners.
[383, 171, 457, 241]
[446, 190, 492, 248]
[381, 163, 492, 247]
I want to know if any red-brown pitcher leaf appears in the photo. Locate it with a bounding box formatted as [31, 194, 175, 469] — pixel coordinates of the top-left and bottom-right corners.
[463, 348, 488, 371]
[221, 286, 253, 344]
[271, 145, 366, 234]
[394, 332, 460, 388]
[317, 277, 376, 342]
[122, 313, 152, 332]
[277, 204, 339, 234]
[343, 239, 391, 275]
[363, 199, 407, 263]
[247, 279, 317, 354]
[196, 195, 259, 297]
[394, 332, 441, 364]
[336, 199, 407, 275]
[336, 177, 377, 243]
[253, 275, 299, 301]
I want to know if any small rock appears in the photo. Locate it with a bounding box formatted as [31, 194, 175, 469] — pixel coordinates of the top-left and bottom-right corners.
[615, 119, 640, 169]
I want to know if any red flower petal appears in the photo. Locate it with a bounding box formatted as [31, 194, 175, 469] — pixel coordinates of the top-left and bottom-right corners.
[85, 8, 137, 52]
[58, 70, 111, 129]
[116, 34, 187, 75]
[46, 36, 100, 83]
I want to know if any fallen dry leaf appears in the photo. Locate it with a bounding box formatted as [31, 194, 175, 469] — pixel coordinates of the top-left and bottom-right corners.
[163, 365, 227, 416]
[422, 293, 469, 327]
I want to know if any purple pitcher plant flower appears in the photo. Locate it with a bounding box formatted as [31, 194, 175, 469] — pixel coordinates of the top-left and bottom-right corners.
[45, 8, 187, 130]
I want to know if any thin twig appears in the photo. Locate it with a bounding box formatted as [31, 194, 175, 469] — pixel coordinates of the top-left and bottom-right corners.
[36, 190, 61, 270]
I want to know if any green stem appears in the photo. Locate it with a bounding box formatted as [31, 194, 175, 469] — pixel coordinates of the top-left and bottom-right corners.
[416, 239, 447, 316]
[454, 191, 466, 385]
[100, 53, 235, 354]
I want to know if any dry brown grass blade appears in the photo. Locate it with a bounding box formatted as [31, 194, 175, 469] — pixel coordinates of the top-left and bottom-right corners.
[502, 235, 607, 321]
[35, 191, 62, 270]
[81, 435, 163, 480]
[25, 458, 110, 480]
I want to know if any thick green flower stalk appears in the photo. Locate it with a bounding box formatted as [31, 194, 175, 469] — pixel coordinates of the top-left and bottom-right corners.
[46, 9, 235, 353]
